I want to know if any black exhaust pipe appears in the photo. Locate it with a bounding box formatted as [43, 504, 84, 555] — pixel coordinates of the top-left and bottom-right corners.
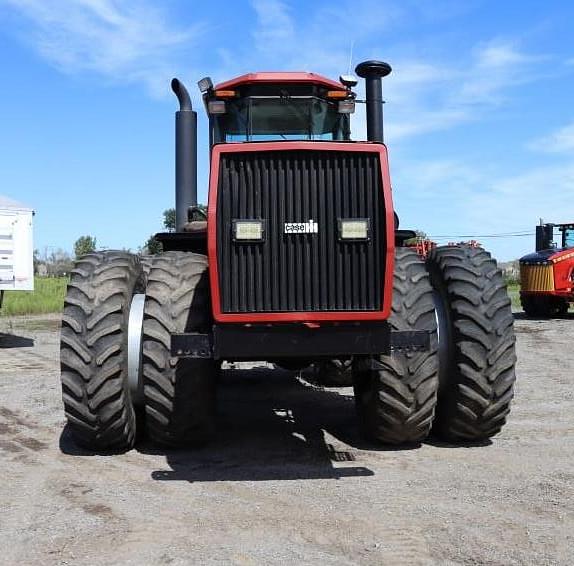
[355, 60, 392, 142]
[171, 78, 197, 232]
[536, 224, 554, 251]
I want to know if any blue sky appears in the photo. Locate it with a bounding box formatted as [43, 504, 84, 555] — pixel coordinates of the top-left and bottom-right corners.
[0, 0, 573, 261]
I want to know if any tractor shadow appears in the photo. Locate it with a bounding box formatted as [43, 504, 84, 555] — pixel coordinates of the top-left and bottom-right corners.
[424, 436, 492, 449]
[144, 367, 382, 482]
[0, 333, 34, 348]
[58, 366, 494, 478]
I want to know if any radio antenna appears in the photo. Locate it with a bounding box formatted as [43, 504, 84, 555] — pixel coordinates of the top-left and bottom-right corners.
[347, 40, 355, 75]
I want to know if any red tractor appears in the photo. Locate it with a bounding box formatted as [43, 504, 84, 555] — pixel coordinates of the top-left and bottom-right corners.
[60, 61, 516, 451]
[520, 222, 574, 316]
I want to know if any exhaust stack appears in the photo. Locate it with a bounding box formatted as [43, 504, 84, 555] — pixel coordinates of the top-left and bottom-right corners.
[355, 60, 392, 142]
[536, 224, 554, 251]
[171, 78, 197, 232]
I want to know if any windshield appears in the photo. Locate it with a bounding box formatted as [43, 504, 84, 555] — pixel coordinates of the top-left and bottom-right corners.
[561, 225, 574, 248]
[214, 96, 349, 142]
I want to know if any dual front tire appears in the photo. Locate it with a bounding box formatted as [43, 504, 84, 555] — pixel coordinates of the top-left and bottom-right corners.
[61, 251, 214, 451]
[353, 246, 517, 445]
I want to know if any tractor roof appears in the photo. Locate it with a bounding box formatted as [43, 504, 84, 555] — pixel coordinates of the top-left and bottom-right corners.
[215, 72, 346, 91]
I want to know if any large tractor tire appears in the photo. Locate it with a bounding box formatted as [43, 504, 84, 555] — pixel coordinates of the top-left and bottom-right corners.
[60, 251, 145, 451]
[353, 248, 439, 444]
[427, 246, 516, 441]
[142, 251, 216, 447]
[521, 294, 568, 317]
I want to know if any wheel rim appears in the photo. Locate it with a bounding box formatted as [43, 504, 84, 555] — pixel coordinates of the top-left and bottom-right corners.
[127, 293, 146, 405]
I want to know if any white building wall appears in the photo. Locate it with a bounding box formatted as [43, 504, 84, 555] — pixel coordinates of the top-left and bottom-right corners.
[0, 208, 34, 291]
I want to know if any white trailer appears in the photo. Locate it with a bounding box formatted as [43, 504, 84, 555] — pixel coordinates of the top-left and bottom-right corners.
[0, 196, 34, 306]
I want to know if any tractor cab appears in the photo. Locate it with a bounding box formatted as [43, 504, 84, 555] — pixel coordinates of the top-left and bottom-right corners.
[558, 224, 574, 249]
[535, 222, 574, 252]
[199, 72, 356, 144]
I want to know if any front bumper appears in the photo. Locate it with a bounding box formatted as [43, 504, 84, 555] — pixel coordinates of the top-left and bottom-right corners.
[170, 323, 430, 360]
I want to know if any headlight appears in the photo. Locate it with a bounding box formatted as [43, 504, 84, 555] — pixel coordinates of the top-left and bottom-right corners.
[339, 219, 369, 241]
[337, 100, 355, 114]
[233, 220, 265, 242]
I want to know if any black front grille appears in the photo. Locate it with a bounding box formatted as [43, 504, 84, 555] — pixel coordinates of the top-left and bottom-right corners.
[216, 149, 386, 313]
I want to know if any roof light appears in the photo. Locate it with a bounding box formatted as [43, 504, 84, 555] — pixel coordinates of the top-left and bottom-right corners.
[197, 76, 213, 93]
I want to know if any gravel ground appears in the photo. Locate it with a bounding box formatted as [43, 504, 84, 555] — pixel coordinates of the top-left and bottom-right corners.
[0, 313, 572, 565]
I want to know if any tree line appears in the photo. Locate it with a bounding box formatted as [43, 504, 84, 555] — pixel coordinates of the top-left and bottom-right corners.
[35, 207, 204, 276]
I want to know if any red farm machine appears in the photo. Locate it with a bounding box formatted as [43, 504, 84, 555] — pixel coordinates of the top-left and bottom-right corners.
[60, 61, 517, 451]
[519, 221, 574, 316]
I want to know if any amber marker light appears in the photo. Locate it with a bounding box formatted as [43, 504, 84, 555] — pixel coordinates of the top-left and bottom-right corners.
[326, 90, 348, 99]
[214, 90, 237, 98]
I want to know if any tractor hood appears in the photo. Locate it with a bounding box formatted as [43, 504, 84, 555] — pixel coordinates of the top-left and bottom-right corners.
[520, 248, 574, 265]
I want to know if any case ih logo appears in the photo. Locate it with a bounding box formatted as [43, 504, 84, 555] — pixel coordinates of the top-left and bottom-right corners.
[284, 220, 319, 234]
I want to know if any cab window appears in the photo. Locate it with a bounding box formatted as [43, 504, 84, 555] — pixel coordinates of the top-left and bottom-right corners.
[562, 226, 574, 249]
[213, 96, 349, 143]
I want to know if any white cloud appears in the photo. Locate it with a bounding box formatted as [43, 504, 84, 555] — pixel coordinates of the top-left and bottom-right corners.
[251, 0, 294, 46]
[475, 41, 534, 68]
[458, 41, 543, 102]
[534, 122, 574, 153]
[0, 0, 205, 96]
[382, 40, 544, 141]
[492, 163, 574, 199]
[394, 159, 483, 197]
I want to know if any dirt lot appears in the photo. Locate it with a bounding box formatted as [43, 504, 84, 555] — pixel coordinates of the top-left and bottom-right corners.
[0, 313, 572, 565]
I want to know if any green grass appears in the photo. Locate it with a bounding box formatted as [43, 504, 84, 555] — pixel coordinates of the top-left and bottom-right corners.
[0, 279, 541, 317]
[507, 283, 521, 310]
[1, 277, 68, 316]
